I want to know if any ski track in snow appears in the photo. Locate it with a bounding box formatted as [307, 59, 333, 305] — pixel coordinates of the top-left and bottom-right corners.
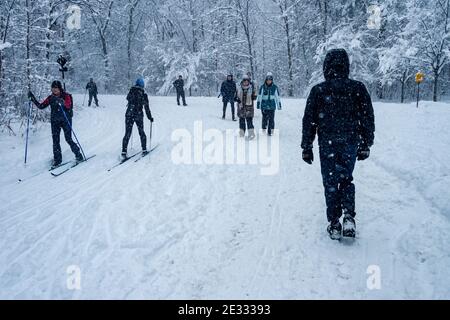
[0, 95, 449, 299]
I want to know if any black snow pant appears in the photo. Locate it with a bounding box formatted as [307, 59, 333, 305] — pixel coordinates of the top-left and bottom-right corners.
[177, 90, 187, 106]
[223, 100, 235, 118]
[319, 141, 358, 224]
[51, 118, 81, 163]
[122, 114, 147, 153]
[239, 117, 254, 133]
[88, 93, 99, 107]
[261, 110, 275, 134]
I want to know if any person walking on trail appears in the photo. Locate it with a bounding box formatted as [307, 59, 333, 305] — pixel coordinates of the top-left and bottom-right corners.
[257, 72, 281, 136]
[121, 78, 154, 160]
[86, 78, 99, 107]
[220, 74, 237, 121]
[301, 48, 375, 241]
[173, 75, 187, 106]
[236, 75, 257, 140]
[28, 81, 84, 168]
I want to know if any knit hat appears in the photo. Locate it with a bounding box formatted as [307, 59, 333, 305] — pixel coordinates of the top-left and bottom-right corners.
[136, 78, 145, 88]
[51, 80, 63, 90]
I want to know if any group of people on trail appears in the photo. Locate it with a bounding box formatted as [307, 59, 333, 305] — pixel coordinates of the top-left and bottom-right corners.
[28, 77, 155, 167]
[27, 48, 374, 241]
[219, 72, 282, 140]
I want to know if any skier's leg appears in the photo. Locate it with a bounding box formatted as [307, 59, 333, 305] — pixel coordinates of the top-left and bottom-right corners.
[176, 92, 181, 105]
[94, 94, 99, 107]
[51, 120, 63, 163]
[62, 117, 82, 158]
[182, 91, 187, 105]
[88, 94, 93, 107]
[136, 117, 147, 151]
[122, 116, 134, 153]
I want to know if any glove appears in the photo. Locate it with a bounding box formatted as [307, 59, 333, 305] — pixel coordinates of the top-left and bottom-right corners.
[357, 144, 370, 161]
[28, 91, 36, 101]
[302, 149, 314, 165]
[148, 116, 154, 122]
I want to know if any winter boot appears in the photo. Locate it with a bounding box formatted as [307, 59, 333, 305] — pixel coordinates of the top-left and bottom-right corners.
[232, 115, 237, 122]
[222, 114, 226, 120]
[75, 153, 85, 163]
[142, 149, 149, 156]
[343, 214, 356, 238]
[248, 129, 256, 140]
[327, 220, 342, 241]
[51, 159, 62, 170]
[239, 129, 246, 138]
[121, 152, 128, 162]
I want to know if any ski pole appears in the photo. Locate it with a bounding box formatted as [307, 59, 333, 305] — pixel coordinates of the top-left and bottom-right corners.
[82, 90, 87, 106]
[149, 120, 153, 150]
[58, 103, 87, 160]
[24, 99, 32, 164]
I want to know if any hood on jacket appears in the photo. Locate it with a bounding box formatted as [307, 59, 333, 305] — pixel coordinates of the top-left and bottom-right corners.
[323, 49, 350, 81]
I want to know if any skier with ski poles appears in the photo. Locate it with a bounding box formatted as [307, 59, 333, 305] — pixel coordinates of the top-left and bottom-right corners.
[28, 80, 84, 168]
[173, 75, 187, 106]
[301, 49, 375, 240]
[86, 78, 99, 107]
[121, 78, 154, 161]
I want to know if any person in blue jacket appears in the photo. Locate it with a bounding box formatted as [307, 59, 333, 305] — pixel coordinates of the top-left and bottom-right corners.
[257, 72, 281, 136]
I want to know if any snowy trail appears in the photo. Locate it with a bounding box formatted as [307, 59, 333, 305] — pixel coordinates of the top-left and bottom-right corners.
[0, 96, 449, 299]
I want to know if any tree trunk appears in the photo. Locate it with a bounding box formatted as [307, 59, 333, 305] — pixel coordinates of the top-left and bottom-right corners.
[433, 69, 439, 102]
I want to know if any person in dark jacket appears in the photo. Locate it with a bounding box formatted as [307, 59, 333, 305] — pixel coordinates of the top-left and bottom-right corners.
[301, 49, 375, 240]
[236, 75, 257, 140]
[121, 78, 154, 159]
[86, 78, 99, 107]
[257, 72, 282, 136]
[220, 74, 237, 121]
[28, 81, 84, 168]
[173, 75, 187, 106]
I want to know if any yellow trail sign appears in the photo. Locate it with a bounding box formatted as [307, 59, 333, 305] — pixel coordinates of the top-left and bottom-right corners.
[416, 72, 425, 84]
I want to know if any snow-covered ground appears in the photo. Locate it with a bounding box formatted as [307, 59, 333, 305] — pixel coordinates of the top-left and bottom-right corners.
[0, 95, 449, 299]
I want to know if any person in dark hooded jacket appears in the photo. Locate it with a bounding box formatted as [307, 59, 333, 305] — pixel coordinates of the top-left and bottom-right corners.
[220, 74, 237, 121]
[301, 49, 375, 240]
[121, 78, 154, 159]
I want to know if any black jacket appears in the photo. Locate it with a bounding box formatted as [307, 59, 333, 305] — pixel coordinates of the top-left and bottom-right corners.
[301, 49, 375, 150]
[220, 79, 237, 102]
[86, 81, 98, 95]
[173, 79, 185, 93]
[126, 86, 152, 120]
[31, 91, 73, 121]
